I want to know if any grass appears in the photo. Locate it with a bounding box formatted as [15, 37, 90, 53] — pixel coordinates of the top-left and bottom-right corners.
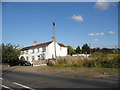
[40, 66, 119, 75]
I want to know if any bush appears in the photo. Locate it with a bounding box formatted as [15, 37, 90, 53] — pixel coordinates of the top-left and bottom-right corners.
[84, 60, 91, 67]
[8, 57, 20, 66]
[49, 60, 58, 66]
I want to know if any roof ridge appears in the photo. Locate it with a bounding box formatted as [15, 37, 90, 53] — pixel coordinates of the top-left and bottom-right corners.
[21, 41, 53, 50]
[21, 41, 66, 51]
[38, 41, 53, 45]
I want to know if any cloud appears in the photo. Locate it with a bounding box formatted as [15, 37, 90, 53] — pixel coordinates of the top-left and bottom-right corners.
[88, 31, 115, 36]
[71, 15, 84, 22]
[88, 33, 94, 36]
[92, 39, 98, 44]
[108, 31, 115, 35]
[95, 32, 104, 36]
[94, 0, 111, 11]
[88, 32, 104, 36]
[94, 39, 98, 42]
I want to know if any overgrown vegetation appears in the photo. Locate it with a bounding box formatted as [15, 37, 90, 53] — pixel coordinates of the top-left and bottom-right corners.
[50, 52, 120, 68]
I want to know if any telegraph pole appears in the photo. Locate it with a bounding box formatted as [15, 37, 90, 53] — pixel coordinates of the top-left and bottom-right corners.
[89, 44, 91, 54]
[52, 22, 57, 62]
[115, 45, 117, 54]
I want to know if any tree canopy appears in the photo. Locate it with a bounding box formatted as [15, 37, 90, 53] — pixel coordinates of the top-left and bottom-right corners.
[2, 44, 21, 65]
[75, 46, 81, 54]
[67, 46, 76, 56]
[82, 43, 90, 54]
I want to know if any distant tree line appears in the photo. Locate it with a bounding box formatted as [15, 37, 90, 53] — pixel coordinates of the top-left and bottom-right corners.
[67, 43, 120, 56]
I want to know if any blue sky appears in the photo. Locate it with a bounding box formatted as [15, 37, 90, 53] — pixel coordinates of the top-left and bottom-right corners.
[2, 2, 118, 48]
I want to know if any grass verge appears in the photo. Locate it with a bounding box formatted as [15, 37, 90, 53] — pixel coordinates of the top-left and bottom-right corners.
[40, 66, 119, 75]
[2, 64, 119, 75]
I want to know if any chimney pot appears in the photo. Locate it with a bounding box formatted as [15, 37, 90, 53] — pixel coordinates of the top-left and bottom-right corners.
[33, 41, 38, 46]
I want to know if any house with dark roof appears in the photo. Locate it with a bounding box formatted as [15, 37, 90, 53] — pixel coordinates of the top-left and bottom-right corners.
[20, 41, 67, 64]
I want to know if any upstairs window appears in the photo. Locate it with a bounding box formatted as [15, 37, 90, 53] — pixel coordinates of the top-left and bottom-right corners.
[42, 46, 46, 52]
[21, 51, 24, 55]
[32, 49, 34, 54]
[60, 47, 62, 50]
[32, 56, 34, 61]
[26, 50, 28, 54]
[37, 48, 39, 53]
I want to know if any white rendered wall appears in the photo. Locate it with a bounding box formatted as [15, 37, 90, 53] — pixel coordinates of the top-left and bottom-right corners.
[20, 46, 47, 64]
[47, 42, 67, 59]
[20, 42, 67, 63]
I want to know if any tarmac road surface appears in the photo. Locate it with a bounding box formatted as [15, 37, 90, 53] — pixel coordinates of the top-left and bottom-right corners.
[1, 69, 119, 89]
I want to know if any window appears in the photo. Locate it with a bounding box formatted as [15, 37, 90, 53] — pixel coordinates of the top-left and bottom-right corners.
[37, 48, 39, 53]
[60, 47, 62, 50]
[32, 56, 34, 61]
[26, 57, 29, 61]
[26, 50, 28, 54]
[41, 54, 45, 60]
[21, 51, 24, 55]
[32, 49, 34, 54]
[38, 55, 40, 60]
[42, 46, 46, 52]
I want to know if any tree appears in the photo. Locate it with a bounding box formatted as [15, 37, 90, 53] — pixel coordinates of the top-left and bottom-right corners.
[67, 46, 76, 56]
[82, 43, 90, 54]
[91, 48, 100, 53]
[75, 46, 81, 54]
[2, 43, 21, 65]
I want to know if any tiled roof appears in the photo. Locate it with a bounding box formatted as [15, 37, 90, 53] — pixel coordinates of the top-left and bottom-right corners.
[21, 41, 66, 51]
[58, 43, 66, 47]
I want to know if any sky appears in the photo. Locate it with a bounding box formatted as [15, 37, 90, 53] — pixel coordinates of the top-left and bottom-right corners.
[2, 2, 118, 49]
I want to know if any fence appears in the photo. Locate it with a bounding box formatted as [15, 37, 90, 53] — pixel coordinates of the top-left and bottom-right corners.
[69, 54, 91, 57]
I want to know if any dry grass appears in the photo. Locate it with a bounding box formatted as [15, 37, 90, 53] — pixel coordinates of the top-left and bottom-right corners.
[50, 54, 120, 68]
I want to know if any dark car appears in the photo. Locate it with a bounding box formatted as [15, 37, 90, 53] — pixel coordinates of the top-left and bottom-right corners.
[20, 61, 31, 66]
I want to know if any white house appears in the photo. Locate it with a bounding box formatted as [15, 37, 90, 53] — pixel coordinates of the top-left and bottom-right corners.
[20, 41, 67, 64]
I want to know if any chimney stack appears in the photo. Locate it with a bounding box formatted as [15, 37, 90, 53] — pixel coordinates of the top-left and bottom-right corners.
[33, 41, 38, 46]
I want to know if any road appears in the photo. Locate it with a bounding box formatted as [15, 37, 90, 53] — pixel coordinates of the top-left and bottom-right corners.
[1, 69, 119, 89]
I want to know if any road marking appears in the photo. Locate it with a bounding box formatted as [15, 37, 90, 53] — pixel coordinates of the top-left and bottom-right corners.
[13, 82, 35, 90]
[1, 85, 14, 90]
